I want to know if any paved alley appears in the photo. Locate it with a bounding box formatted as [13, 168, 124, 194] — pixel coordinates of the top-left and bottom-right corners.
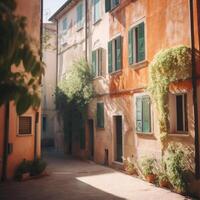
[0, 152, 191, 200]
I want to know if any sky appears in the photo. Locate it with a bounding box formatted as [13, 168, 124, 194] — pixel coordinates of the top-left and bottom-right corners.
[43, 0, 67, 22]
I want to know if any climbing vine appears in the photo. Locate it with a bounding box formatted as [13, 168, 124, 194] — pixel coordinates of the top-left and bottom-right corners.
[148, 46, 192, 144]
[55, 59, 94, 151]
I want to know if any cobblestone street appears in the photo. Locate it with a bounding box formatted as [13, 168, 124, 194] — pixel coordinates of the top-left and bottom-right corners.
[0, 151, 191, 200]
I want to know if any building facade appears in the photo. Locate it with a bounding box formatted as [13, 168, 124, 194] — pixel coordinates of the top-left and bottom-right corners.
[50, 0, 200, 169]
[0, 0, 42, 180]
[41, 23, 57, 149]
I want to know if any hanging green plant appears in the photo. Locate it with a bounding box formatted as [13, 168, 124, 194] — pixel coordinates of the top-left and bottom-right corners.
[148, 45, 192, 144]
[55, 59, 94, 150]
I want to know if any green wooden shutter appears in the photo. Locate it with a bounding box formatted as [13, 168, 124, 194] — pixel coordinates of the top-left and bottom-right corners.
[115, 36, 122, 71]
[77, 3, 83, 28]
[97, 103, 104, 128]
[94, 0, 100, 22]
[128, 29, 134, 65]
[80, 125, 85, 149]
[108, 41, 113, 73]
[105, 0, 111, 12]
[98, 48, 102, 76]
[114, 0, 119, 6]
[92, 51, 96, 77]
[137, 22, 145, 62]
[142, 96, 151, 132]
[136, 97, 143, 132]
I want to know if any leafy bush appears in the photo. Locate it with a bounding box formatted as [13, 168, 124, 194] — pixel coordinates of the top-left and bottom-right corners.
[122, 157, 137, 175]
[14, 159, 32, 181]
[0, 0, 44, 115]
[14, 159, 47, 181]
[55, 59, 94, 149]
[30, 159, 47, 176]
[155, 160, 170, 186]
[164, 143, 194, 193]
[140, 157, 157, 177]
[148, 46, 191, 143]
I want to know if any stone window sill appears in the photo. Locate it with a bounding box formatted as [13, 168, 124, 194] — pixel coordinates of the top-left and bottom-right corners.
[129, 60, 148, 70]
[109, 69, 122, 76]
[168, 132, 189, 137]
[93, 18, 102, 26]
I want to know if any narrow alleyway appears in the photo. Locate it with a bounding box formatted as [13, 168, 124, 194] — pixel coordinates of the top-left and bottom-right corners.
[0, 151, 191, 200]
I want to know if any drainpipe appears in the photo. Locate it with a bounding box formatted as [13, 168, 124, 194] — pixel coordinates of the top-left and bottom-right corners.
[34, 0, 43, 161]
[34, 112, 39, 160]
[85, 0, 88, 61]
[1, 102, 10, 181]
[189, 0, 200, 179]
[56, 19, 58, 86]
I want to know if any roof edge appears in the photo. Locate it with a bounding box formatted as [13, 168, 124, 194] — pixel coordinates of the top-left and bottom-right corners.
[48, 0, 73, 21]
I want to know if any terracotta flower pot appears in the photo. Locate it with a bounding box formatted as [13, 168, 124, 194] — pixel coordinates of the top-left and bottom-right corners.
[146, 174, 156, 183]
[159, 180, 170, 188]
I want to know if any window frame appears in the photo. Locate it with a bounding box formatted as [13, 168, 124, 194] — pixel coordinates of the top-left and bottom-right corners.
[76, 1, 84, 31]
[93, 0, 101, 24]
[134, 93, 153, 134]
[175, 93, 188, 133]
[62, 17, 68, 32]
[108, 35, 122, 74]
[96, 102, 105, 129]
[92, 48, 103, 78]
[105, 0, 120, 12]
[17, 115, 33, 136]
[128, 20, 146, 66]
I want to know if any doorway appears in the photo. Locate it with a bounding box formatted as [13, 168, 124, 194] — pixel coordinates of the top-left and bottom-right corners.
[88, 119, 94, 160]
[114, 116, 123, 162]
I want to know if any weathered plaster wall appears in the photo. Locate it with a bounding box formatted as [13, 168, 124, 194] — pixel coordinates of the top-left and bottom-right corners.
[42, 23, 57, 145]
[57, 0, 85, 82]
[0, 0, 41, 179]
[88, 0, 197, 166]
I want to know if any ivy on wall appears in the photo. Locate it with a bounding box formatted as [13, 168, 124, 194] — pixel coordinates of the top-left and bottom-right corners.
[148, 46, 192, 145]
[55, 59, 94, 151]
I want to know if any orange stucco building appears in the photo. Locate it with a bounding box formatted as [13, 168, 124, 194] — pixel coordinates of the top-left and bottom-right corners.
[0, 0, 42, 180]
[50, 0, 200, 172]
[88, 0, 200, 167]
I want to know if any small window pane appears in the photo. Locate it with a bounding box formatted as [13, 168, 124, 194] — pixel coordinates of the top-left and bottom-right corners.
[42, 116, 46, 132]
[94, 0, 100, 23]
[136, 95, 151, 133]
[62, 18, 67, 31]
[97, 103, 104, 128]
[18, 116, 32, 135]
[176, 94, 188, 132]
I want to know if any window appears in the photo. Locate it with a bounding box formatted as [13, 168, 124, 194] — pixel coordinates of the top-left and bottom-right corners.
[62, 17, 68, 31]
[42, 116, 46, 132]
[97, 103, 104, 128]
[105, 0, 120, 12]
[77, 2, 84, 30]
[108, 36, 122, 73]
[128, 22, 145, 65]
[18, 116, 32, 135]
[136, 95, 151, 133]
[92, 48, 102, 77]
[93, 0, 101, 23]
[80, 126, 85, 149]
[176, 94, 188, 132]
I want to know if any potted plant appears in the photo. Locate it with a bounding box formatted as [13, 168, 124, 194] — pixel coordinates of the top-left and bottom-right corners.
[140, 157, 157, 183]
[164, 143, 194, 194]
[156, 160, 170, 188]
[122, 157, 138, 175]
[158, 173, 170, 188]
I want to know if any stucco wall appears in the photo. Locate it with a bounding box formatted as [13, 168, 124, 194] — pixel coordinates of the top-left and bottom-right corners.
[57, 0, 86, 82]
[42, 23, 57, 144]
[0, 0, 41, 179]
[87, 0, 197, 166]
